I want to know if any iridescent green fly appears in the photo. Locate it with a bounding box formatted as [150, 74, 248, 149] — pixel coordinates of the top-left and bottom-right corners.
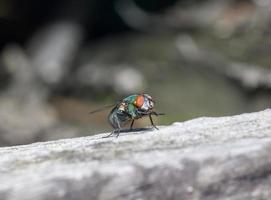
[89, 94, 164, 138]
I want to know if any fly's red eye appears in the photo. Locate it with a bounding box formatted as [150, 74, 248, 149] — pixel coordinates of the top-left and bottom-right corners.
[134, 95, 144, 108]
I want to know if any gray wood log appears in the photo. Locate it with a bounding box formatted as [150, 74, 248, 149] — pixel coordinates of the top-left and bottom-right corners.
[1, 109, 271, 200]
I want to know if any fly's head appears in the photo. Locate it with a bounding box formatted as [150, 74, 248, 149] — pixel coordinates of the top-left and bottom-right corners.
[134, 93, 154, 112]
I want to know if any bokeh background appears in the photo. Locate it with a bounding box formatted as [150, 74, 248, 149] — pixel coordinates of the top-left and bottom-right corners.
[0, 0, 271, 146]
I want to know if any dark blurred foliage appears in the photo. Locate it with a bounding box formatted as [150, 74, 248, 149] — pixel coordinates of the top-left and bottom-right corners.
[0, 0, 177, 48]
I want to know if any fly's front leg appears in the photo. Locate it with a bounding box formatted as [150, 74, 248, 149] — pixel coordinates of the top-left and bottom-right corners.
[149, 114, 159, 130]
[149, 111, 165, 116]
[148, 111, 165, 130]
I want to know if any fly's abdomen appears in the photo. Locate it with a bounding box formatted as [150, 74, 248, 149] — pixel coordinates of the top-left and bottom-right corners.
[108, 107, 131, 128]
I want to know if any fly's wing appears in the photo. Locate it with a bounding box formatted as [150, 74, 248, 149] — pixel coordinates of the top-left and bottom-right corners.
[88, 104, 116, 114]
[88, 99, 122, 115]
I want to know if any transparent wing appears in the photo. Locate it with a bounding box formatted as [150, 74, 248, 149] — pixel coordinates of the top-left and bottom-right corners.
[88, 104, 116, 115]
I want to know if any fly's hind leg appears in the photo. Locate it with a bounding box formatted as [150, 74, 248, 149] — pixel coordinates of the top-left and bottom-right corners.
[103, 116, 121, 138]
[115, 116, 121, 137]
[103, 127, 121, 138]
[102, 130, 115, 138]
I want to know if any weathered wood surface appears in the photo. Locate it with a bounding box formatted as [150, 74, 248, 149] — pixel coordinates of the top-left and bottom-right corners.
[1, 109, 271, 200]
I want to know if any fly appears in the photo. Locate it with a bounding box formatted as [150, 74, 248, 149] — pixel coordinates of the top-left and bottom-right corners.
[89, 93, 164, 138]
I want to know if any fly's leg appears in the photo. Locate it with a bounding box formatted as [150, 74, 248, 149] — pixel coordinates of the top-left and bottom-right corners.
[148, 111, 165, 130]
[102, 130, 115, 138]
[130, 120, 135, 130]
[115, 116, 121, 137]
[103, 115, 121, 138]
[103, 127, 121, 138]
[149, 114, 159, 130]
[115, 128, 121, 137]
[150, 111, 165, 116]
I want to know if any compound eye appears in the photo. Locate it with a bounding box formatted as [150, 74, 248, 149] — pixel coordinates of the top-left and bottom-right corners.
[134, 95, 144, 108]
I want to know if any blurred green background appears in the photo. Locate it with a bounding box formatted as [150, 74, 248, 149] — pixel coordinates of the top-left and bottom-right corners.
[1, 0, 271, 146]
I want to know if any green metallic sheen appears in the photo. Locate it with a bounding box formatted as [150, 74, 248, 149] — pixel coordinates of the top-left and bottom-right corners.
[103, 93, 163, 138]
